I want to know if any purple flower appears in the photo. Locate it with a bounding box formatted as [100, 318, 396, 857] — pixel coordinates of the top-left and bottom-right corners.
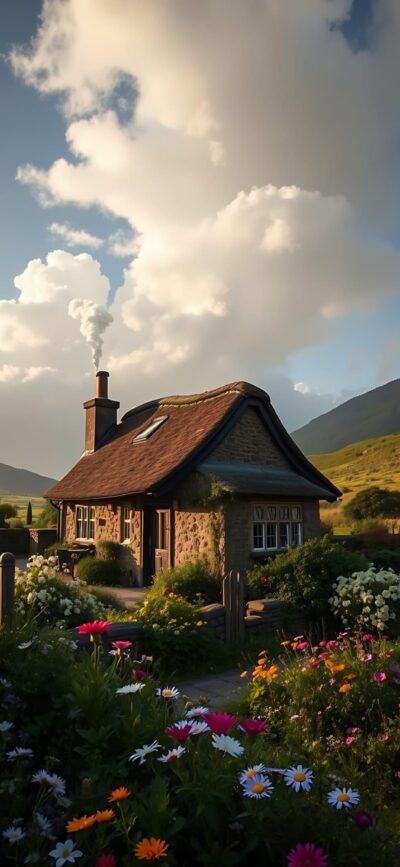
[361, 653, 372, 662]
[353, 810, 373, 829]
[373, 672, 387, 683]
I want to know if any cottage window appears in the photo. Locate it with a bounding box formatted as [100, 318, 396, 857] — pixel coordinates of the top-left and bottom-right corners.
[76, 505, 96, 540]
[122, 505, 131, 542]
[132, 415, 168, 443]
[252, 504, 302, 552]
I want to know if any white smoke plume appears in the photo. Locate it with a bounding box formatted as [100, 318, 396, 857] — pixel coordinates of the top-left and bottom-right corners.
[68, 298, 113, 369]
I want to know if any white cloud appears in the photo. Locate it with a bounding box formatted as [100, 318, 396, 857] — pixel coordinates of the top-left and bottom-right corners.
[48, 222, 103, 248]
[294, 382, 321, 397]
[2, 0, 400, 476]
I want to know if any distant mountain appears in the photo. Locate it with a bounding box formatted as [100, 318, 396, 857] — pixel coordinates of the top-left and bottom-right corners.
[292, 379, 400, 455]
[0, 463, 57, 496]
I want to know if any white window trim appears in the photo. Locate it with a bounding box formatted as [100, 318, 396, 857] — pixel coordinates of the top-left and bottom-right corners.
[251, 504, 302, 552]
[75, 505, 96, 542]
[122, 504, 131, 542]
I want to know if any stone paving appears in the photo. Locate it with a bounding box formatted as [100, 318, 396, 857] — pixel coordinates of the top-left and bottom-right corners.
[176, 668, 247, 709]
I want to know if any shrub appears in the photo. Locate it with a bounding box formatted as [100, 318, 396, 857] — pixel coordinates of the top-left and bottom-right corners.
[0, 502, 17, 527]
[260, 536, 368, 617]
[365, 549, 400, 572]
[135, 591, 216, 674]
[77, 556, 122, 586]
[96, 539, 125, 561]
[244, 563, 275, 600]
[344, 487, 400, 522]
[44, 540, 75, 557]
[150, 558, 221, 604]
[14, 555, 110, 627]
[32, 502, 57, 528]
[6, 517, 25, 528]
[330, 567, 400, 634]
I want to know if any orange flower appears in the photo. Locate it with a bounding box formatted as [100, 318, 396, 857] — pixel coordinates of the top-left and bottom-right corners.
[345, 673, 356, 680]
[95, 809, 115, 822]
[108, 786, 131, 802]
[281, 640, 291, 647]
[253, 663, 279, 681]
[66, 814, 97, 832]
[134, 837, 169, 860]
[325, 659, 345, 672]
[339, 683, 352, 693]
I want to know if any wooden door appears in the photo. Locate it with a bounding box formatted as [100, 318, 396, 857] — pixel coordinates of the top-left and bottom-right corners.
[154, 509, 171, 575]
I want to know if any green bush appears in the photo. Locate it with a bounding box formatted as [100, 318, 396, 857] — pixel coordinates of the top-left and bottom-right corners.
[344, 487, 400, 522]
[150, 558, 221, 604]
[77, 556, 121, 586]
[6, 517, 25, 528]
[44, 540, 75, 557]
[0, 502, 17, 527]
[244, 563, 275, 600]
[365, 548, 400, 572]
[96, 539, 125, 561]
[259, 536, 369, 617]
[33, 502, 57, 528]
[135, 590, 216, 674]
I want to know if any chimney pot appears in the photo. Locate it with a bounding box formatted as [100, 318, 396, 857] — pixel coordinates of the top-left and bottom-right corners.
[96, 370, 109, 399]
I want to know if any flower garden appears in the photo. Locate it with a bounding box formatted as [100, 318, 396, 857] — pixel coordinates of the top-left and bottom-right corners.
[1, 555, 400, 865]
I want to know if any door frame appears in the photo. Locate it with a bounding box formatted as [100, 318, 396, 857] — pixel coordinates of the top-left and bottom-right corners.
[142, 504, 173, 585]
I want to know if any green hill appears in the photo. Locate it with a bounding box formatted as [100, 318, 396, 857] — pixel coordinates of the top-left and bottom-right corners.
[293, 379, 400, 454]
[309, 433, 400, 531]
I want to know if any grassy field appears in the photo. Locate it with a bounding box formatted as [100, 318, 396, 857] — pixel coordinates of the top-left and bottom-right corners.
[0, 494, 46, 524]
[310, 432, 400, 532]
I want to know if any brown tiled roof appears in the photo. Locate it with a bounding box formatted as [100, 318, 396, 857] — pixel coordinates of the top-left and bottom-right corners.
[45, 380, 341, 501]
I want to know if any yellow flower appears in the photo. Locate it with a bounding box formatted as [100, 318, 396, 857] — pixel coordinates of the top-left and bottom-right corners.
[66, 814, 97, 832]
[339, 683, 352, 693]
[95, 809, 115, 822]
[240, 670, 249, 679]
[134, 837, 169, 860]
[108, 786, 131, 802]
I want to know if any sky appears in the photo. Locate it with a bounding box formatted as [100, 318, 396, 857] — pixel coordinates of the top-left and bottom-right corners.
[0, 0, 399, 478]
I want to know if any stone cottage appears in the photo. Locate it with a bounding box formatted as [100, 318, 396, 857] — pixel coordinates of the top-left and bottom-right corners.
[45, 372, 340, 585]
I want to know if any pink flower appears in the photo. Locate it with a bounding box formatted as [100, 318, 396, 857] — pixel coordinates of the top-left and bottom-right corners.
[77, 621, 110, 635]
[112, 641, 132, 650]
[203, 712, 237, 735]
[353, 810, 373, 829]
[361, 653, 372, 662]
[238, 718, 266, 735]
[361, 633, 375, 642]
[319, 641, 327, 647]
[96, 856, 117, 867]
[165, 723, 193, 742]
[308, 658, 320, 669]
[337, 631, 348, 639]
[373, 672, 387, 683]
[318, 652, 329, 660]
[287, 842, 328, 867]
[135, 669, 147, 681]
[378, 733, 389, 742]
[344, 736, 355, 746]
[383, 650, 394, 658]
[326, 640, 337, 651]
[296, 642, 309, 651]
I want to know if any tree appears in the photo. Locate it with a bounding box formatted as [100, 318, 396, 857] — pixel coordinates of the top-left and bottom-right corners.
[0, 503, 18, 528]
[33, 503, 57, 528]
[26, 501, 33, 525]
[343, 487, 400, 522]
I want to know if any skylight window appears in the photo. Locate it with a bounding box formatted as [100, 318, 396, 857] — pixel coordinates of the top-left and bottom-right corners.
[132, 415, 168, 443]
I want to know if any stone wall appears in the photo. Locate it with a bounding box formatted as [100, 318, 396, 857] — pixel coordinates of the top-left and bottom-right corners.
[63, 502, 142, 584]
[29, 529, 57, 555]
[208, 407, 291, 468]
[173, 507, 225, 573]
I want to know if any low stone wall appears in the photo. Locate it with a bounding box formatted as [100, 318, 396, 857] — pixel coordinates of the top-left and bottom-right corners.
[199, 603, 226, 641]
[29, 529, 58, 555]
[246, 598, 308, 639]
[0, 528, 30, 555]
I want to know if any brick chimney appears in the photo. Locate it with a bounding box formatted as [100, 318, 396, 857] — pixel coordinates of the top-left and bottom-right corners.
[84, 371, 120, 454]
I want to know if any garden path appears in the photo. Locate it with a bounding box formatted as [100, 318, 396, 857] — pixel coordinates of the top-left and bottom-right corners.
[176, 668, 247, 709]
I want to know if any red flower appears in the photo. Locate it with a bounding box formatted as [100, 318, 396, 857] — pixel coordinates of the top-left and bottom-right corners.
[203, 712, 237, 735]
[326, 640, 337, 651]
[238, 718, 266, 735]
[112, 641, 132, 650]
[287, 842, 328, 867]
[353, 810, 373, 829]
[96, 856, 117, 867]
[135, 669, 147, 681]
[165, 723, 193, 742]
[77, 621, 110, 635]
[361, 633, 375, 643]
[260, 576, 270, 586]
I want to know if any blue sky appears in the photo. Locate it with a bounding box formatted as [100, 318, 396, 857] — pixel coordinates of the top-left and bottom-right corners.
[0, 0, 399, 475]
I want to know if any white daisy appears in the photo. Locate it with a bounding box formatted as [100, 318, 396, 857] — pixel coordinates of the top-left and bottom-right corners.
[211, 734, 244, 757]
[49, 839, 83, 865]
[327, 787, 360, 809]
[7, 747, 33, 761]
[0, 720, 14, 732]
[242, 773, 273, 799]
[116, 683, 145, 695]
[239, 764, 268, 784]
[0, 677, 11, 687]
[17, 641, 33, 650]
[46, 774, 66, 797]
[158, 746, 186, 763]
[129, 740, 161, 764]
[156, 686, 180, 700]
[32, 769, 51, 784]
[35, 812, 55, 839]
[186, 706, 209, 719]
[3, 825, 25, 844]
[284, 764, 313, 792]
[189, 721, 210, 735]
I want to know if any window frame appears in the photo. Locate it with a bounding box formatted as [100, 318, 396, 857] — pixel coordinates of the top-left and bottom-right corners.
[122, 504, 131, 542]
[75, 505, 96, 541]
[251, 503, 303, 553]
[132, 415, 168, 443]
